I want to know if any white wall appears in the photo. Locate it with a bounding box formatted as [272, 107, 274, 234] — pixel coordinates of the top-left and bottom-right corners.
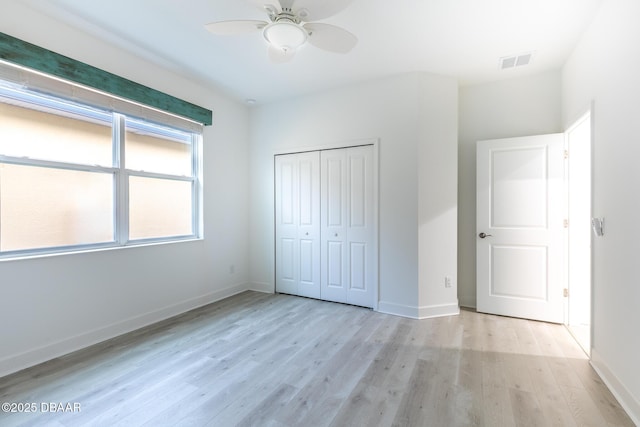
[417, 77, 460, 317]
[0, 2, 251, 376]
[562, 0, 640, 422]
[249, 73, 459, 318]
[458, 71, 562, 308]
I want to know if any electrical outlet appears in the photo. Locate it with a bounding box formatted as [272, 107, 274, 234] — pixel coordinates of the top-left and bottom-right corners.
[445, 276, 452, 288]
[229, 264, 235, 274]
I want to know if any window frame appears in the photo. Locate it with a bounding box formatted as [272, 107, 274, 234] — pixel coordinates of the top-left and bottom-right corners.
[0, 82, 203, 259]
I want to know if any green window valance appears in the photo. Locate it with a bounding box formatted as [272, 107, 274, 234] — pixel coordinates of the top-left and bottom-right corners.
[0, 32, 212, 126]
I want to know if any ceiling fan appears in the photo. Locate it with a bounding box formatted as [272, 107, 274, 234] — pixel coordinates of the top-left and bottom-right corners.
[204, 0, 357, 63]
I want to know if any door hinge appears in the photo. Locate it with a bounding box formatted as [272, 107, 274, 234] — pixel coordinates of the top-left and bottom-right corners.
[563, 219, 569, 228]
[563, 288, 569, 298]
[564, 150, 569, 159]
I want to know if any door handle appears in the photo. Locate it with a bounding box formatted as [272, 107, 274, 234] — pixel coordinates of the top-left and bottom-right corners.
[478, 232, 492, 239]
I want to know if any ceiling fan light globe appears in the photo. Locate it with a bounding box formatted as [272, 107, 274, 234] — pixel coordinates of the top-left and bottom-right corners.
[263, 22, 307, 50]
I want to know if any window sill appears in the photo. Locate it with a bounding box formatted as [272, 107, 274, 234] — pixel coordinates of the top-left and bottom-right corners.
[0, 237, 204, 263]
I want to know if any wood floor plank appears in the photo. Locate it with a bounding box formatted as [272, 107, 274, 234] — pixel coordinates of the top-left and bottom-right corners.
[0, 292, 634, 427]
[560, 384, 611, 427]
[522, 353, 578, 427]
[273, 312, 384, 426]
[567, 357, 636, 427]
[359, 321, 412, 388]
[234, 383, 299, 427]
[142, 360, 265, 427]
[482, 363, 517, 425]
[330, 317, 431, 427]
[328, 382, 382, 427]
[391, 358, 434, 427]
[421, 348, 463, 425]
[455, 349, 484, 424]
[508, 387, 547, 427]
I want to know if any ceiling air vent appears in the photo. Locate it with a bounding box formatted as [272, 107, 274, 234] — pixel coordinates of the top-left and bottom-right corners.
[500, 52, 534, 70]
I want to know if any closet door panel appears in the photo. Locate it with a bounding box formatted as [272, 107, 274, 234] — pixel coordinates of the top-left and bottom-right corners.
[298, 157, 314, 226]
[321, 150, 348, 303]
[298, 238, 317, 296]
[279, 160, 295, 225]
[326, 157, 344, 227]
[297, 151, 321, 298]
[275, 152, 320, 298]
[280, 238, 296, 280]
[349, 242, 366, 290]
[346, 146, 375, 307]
[327, 241, 344, 287]
[349, 154, 366, 227]
[275, 155, 299, 295]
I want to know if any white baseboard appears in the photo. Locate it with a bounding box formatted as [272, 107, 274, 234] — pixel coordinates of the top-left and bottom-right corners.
[248, 281, 274, 293]
[590, 349, 640, 426]
[377, 300, 460, 319]
[418, 302, 460, 319]
[0, 282, 249, 378]
[377, 301, 419, 318]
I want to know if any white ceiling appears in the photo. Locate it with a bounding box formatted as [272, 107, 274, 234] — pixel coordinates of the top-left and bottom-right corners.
[24, 0, 602, 105]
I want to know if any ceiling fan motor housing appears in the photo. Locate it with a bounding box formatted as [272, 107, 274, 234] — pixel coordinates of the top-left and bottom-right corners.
[263, 19, 308, 51]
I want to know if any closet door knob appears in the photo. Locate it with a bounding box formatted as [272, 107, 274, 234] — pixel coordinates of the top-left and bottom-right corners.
[334, 233, 338, 237]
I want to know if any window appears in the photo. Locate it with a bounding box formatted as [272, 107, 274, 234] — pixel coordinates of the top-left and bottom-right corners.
[0, 81, 202, 257]
[125, 118, 198, 241]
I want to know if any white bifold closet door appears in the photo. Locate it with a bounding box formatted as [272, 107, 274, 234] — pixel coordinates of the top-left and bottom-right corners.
[275, 145, 375, 308]
[275, 151, 321, 299]
[320, 146, 374, 307]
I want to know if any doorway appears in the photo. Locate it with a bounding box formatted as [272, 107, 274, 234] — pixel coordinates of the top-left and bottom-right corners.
[565, 111, 592, 355]
[475, 118, 593, 354]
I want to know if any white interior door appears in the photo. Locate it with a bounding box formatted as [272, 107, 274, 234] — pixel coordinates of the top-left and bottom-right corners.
[275, 152, 320, 298]
[321, 146, 374, 307]
[476, 134, 565, 323]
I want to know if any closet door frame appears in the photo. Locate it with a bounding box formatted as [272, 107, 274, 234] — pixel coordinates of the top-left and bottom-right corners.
[273, 138, 379, 310]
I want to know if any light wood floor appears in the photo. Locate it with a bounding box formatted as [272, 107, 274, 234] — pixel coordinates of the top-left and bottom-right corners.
[0, 291, 634, 427]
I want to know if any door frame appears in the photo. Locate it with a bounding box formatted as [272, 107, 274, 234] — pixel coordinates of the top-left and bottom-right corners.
[272, 138, 380, 310]
[563, 107, 593, 356]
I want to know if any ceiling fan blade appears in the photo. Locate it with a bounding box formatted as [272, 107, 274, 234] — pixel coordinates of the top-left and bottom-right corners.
[278, 0, 295, 10]
[204, 20, 267, 35]
[292, 0, 354, 20]
[303, 23, 357, 54]
[248, 0, 282, 14]
[268, 45, 296, 63]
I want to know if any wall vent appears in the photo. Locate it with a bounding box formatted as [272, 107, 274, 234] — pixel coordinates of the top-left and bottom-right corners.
[500, 52, 534, 70]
